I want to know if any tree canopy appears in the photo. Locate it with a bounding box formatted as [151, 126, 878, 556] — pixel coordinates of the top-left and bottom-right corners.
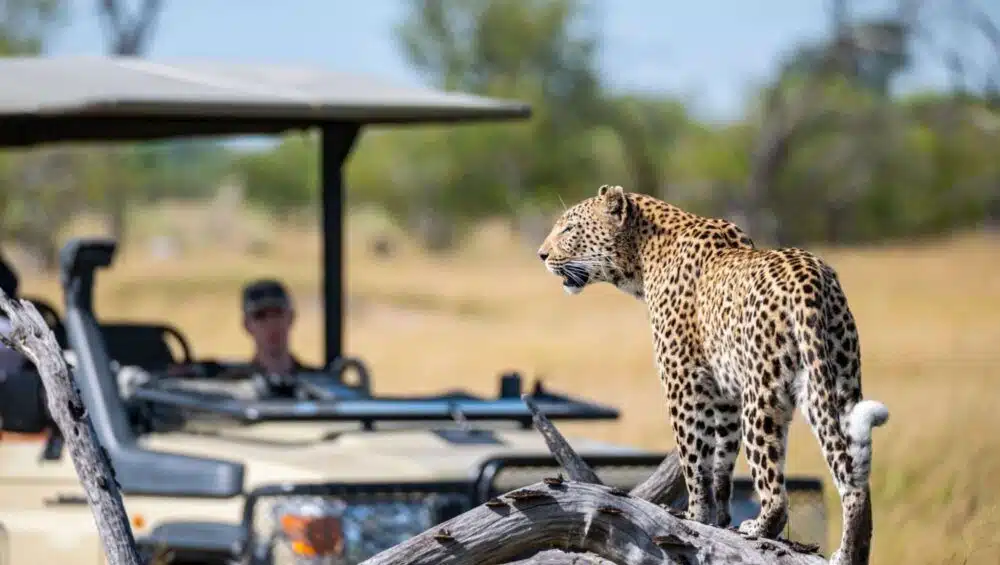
[2, 0, 999, 265]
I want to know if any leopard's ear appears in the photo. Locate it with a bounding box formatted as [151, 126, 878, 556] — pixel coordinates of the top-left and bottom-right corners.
[599, 185, 629, 226]
[597, 184, 618, 197]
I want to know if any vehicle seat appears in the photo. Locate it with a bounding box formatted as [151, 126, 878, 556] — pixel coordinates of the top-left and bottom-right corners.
[99, 323, 192, 373]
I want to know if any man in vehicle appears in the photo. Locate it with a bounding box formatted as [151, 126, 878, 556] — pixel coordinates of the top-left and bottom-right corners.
[167, 278, 317, 389]
[239, 278, 313, 376]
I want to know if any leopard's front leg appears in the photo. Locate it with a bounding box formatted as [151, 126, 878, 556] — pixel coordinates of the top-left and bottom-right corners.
[663, 366, 718, 525]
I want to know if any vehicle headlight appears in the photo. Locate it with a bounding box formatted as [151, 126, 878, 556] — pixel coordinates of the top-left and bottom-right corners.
[267, 495, 440, 564]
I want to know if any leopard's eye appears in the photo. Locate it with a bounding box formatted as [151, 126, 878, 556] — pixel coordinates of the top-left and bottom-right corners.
[559, 224, 575, 235]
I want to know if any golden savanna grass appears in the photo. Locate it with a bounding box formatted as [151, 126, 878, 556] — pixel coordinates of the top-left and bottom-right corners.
[17, 203, 1000, 565]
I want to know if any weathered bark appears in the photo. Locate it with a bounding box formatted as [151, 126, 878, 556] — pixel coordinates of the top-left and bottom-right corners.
[359, 479, 827, 565]
[359, 395, 834, 565]
[0, 291, 142, 565]
[524, 394, 684, 506]
[626, 449, 684, 506]
[522, 395, 603, 484]
[507, 550, 617, 564]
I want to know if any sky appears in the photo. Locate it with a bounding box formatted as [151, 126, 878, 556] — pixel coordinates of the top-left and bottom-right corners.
[43, 0, 1000, 123]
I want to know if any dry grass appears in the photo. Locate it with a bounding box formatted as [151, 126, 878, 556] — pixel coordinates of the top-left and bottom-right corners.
[15, 205, 1000, 565]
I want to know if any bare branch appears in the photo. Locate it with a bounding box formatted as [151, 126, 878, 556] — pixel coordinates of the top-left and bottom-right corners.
[953, 0, 1000, 58]
[122, 0, 163, 55]
[358, 480, 828, 565]
[97, 0, 164, 55]
[505, 550, 617, 564]
[521, 388, 686, 504]
[522, 394, 602, 484]
[524, 392, 685, 505]
[0, 290, 142, 565]
[967, 0, 1000, 98]
[627, 450, 684, 506]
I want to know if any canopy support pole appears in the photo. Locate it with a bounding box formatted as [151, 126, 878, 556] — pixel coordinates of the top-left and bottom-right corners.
[320, 123, 361, 367]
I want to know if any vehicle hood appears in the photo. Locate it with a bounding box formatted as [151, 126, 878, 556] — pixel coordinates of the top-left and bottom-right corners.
[138, 421, 653, 489]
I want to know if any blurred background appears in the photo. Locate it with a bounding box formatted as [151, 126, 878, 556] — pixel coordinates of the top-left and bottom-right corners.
[2, 1, 999, 563]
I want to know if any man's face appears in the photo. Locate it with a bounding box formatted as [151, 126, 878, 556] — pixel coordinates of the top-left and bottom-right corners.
[244, 305, 294, 355]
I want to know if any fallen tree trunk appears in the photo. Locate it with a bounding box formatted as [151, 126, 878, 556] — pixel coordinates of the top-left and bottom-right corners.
[359, 394, 832, 565]
[0, 291, 143, 565]
[361, 478, 826, 565]
[507, 550, 618, 565]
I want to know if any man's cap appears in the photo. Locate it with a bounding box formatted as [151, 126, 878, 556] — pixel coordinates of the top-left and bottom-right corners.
[242, 278, 291, 314]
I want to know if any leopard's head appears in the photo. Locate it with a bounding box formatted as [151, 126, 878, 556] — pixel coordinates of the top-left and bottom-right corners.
[536, 184, 642, 297]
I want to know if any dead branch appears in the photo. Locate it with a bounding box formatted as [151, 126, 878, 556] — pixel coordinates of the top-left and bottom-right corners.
[506, 550, 618, 564]
[626, 447, 684, 506]
[358, 395, 831, 565]
[524, 394, 683, 505]
[522, 394, 603, 484]
[98, 0, 164, 55]
[359, 479, 827, 565]
[0, 290, 142, 565]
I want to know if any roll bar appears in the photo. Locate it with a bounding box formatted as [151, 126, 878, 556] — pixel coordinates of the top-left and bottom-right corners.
[59, 237, 244, 498]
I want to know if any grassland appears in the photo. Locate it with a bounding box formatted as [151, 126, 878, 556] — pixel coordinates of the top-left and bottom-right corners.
[15, 203, 1000, 564]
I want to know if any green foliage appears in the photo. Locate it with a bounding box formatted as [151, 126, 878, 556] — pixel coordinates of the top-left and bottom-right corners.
[231, 133, 319, 220]
[0, 0, 69, 264]
[126, 140, 235, 202]
[224, 1, 1000, 252]
[386, 0, 613, 242]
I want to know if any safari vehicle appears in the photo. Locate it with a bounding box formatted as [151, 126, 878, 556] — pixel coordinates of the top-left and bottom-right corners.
[0, 56, 828, 565]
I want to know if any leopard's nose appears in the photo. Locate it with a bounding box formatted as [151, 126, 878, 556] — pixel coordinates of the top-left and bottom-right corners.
[537, 251, 549, 261]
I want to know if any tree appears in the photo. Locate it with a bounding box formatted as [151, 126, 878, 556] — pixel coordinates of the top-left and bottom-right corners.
[601, 95, 691, 200]
[729, 0, 916, 246]
[0, 0, 72, 270]
[95, 0, 166, 244]
[392, 0, 611, 248]
[241, 0, 1000, 250]
[97, 0, 162, 56]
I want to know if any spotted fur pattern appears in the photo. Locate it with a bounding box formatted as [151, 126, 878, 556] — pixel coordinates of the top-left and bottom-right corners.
[537, 185, 889, 564]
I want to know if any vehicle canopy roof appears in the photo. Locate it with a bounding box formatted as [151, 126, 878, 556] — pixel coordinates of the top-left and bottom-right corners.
[0, 56, 530, 145]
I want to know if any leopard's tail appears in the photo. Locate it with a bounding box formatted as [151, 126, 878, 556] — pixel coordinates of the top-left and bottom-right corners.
[844, 399, 890, 488]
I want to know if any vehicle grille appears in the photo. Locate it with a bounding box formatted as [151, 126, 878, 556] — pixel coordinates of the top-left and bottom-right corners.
[242, 483, 472, 565]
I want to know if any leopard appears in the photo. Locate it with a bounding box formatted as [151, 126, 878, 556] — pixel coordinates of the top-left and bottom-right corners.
[536, 184, 889, 564]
